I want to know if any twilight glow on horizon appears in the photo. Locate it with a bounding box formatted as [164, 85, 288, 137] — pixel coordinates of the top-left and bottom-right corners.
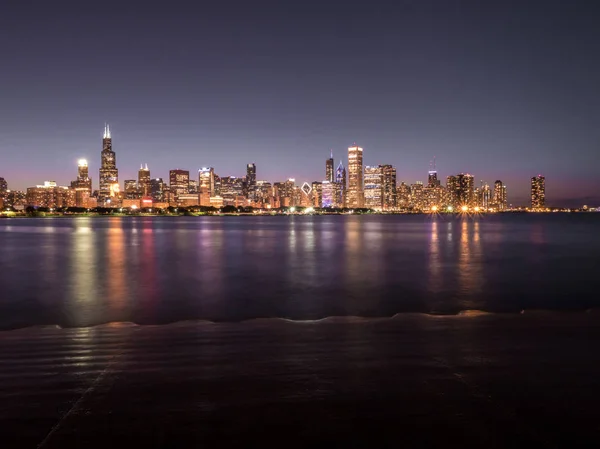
[1, 0, 599, 206]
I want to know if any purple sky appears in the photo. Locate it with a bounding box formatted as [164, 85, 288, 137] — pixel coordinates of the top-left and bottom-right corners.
[1, 0, 599, 206]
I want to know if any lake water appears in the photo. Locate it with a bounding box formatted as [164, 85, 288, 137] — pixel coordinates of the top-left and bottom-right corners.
[0, 214, 599, 330]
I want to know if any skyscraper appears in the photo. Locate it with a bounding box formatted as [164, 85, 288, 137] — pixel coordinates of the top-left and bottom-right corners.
[458, 174, 475, 207]
[428, 158, 440, 187]
[246, 163, 257, 198]
[380, 164, 397, 210]
[326, 150, 334, 183]
[150, 178, 167, 203]
[311, 181, 322, 207]
[199, 167, 215, 196]
[335, 161, 346, 207]
[71, 159, 92, 207]
[494, 180, 507, 210]
[347, 144, 364, 208]
[199, 167, 215, 206]
[531, 175, 545, 209]
[0, 177, 7, 192]
[169, 169, 190, 201]
[138, 164, 151, 197]
[321, 181, 341, 208]
[364, 166, 383, 210]
[124, 180, 139, 200]
[98, 124, 118, 205]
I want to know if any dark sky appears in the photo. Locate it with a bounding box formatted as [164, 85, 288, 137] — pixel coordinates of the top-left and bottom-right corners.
[1, 0, 599, 206]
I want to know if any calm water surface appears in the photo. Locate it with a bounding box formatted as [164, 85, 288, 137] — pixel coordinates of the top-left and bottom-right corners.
[0, 214, 599, 329]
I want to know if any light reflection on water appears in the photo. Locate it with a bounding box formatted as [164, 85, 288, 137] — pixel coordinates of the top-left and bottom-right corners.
[0, 214, 599, 329]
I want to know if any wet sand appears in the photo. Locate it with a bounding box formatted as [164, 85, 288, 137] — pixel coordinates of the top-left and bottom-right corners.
[2, 313, 600, 448]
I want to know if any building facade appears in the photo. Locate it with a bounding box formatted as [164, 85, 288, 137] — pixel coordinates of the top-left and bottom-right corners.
[138, 164, 151, 197]
[364, 166, 383, 210]
[380, 164, 397, 210]
[326, 151, 334, 183]
[98, 124, 118, 206]
[169, 169, 190, 201]
[347, 144, 364, 208]
[531, 175, 545, 209]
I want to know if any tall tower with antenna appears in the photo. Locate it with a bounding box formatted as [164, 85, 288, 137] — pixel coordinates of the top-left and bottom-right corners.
[428, 156, 440, 187]
[98, 124, 119, 205]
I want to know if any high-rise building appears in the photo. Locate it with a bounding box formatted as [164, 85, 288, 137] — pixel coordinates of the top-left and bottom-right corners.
[246, 163, 257, 198]
[70, 159, 92, 207]
[0, 177, 7, 192]
[380, 164, 397, 210]
[481, 183, 492, 209]
[311, 181, 323, 207]
[410, 182, 425, 209]
[169, 169, 190, 201]
[199, 167, 215, 196]
[322, 181, 341, 208]
[124, 180, 138, 199]
[98, 124, 118, 206]
[447, 174, 474, 208]
[397, 182, 411, 208]
[221, 176, 245, 206]
[26, 181, 76, 209]
[335, 161, 346, 207]
[138, 164, 151, 197]
[493, 180, 507, 210]
[326, 150, 334, 183]
[531, 175, 545, 209]
[150, 178, 167, 203]
[428, 158, 440, 187]
[364, 166, 383, 210]
[188, 179, 198, 194]
[347, 144, 364, 208]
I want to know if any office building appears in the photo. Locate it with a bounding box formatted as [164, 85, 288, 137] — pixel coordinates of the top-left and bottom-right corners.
[380, 164, 397, 210]
[397, 182, 410, 208]
[169, 169, 190, 201]
[70, 159, 92, 207]
[150, 178, 167, 203]
[311, 181, 323, 207]
[246, 163, 257, 199]
[0, 177, 7, 193]
[335, 161, 346, 207]
[410, 182, 425, 209]
[494, 180, 507, 210]
[26, 181, 75, 209]
[347, 144, 364, 208]
[531, 175, 545, 209]
[138, 164, 150, 197]
[124, 180, 139, 199]
[199, 167, 215, 206]
[322, 181, 341, 208]
[364, 166, 383, 210]
[326, 150, 334, 183]
[446, 174, 474, 208]
[98, 124, 119, 206]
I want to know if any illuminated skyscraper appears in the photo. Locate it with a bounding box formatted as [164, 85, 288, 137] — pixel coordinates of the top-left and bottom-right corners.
[364, 166, 383, 210]
[322, 181, 341, 208]
[531, 175, 545, 209]
[428, 158, 440, 187]
[169, 169, 190, 201]
[481, 183, 492, 209]
[246, 163, 257, 199]
[397, 182, 410, 208]
[494, 180, 507, 210]
[410, 182, 424, 209]
[71, 159, 92, 207]
[326, 150, 334, 183]
[199, 167, 215, 195]
[347, 144, 364, 208]
[150, 178, 167, 202]
[311, 181, 323, 207]
[98, 124, 118, 205]
[335, 161, 346, 207]
[124, 180, 138, 199]
[447, 174, 474, 207]
[380, 164, 397, 210]
[138, 164, 150, 197]
[0, 177, 7, 193]
[198, 167, 215, 206]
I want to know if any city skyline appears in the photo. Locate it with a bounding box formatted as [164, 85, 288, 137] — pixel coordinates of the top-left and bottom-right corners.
[0, 124, 562, 207]
[2, 2, 600, 206]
